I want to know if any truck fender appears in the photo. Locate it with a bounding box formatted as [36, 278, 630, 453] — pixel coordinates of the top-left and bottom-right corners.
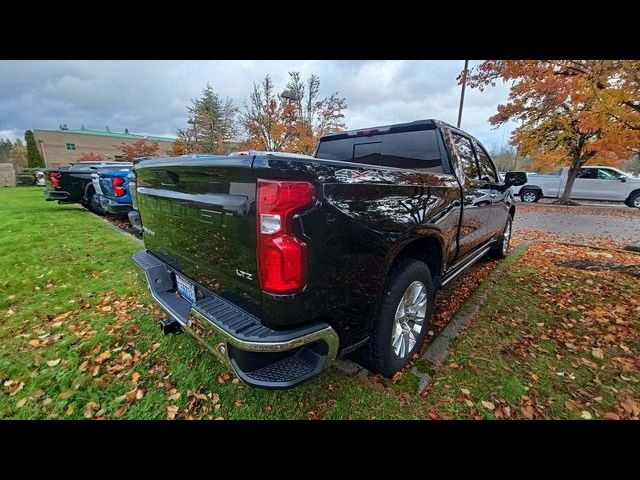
[383, 229, 446, 286]
[83, 181, 96, 204]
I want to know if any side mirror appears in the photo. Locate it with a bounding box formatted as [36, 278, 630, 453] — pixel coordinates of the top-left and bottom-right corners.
[504, 171, 527, 187]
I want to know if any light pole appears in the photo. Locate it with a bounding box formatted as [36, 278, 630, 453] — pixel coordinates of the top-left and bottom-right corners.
[457, 59, 469, 128]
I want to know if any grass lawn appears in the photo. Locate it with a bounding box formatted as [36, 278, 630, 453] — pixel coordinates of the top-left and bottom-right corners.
[1, 187, 638, 419]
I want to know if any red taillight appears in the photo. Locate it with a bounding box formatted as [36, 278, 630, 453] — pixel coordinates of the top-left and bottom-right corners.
[256, 179, 316, 295]
[112, 177, 125, 197]
[50, 172, 60, 188]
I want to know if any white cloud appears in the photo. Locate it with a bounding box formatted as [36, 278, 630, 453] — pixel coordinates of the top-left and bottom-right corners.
[0, 129, 21, 142]
[0, 60, 516, 152]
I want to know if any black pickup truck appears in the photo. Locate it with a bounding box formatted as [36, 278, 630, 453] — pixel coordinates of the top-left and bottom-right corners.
[131, 119, 526, 388]
[45, 161, 133, 214]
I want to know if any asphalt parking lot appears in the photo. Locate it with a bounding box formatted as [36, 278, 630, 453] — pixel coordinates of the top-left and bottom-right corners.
[513, 201, 640, 246]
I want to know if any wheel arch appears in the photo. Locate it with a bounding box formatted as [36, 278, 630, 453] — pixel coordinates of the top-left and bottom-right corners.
[520, 184, 543, 194]
[83, 181, 96, 203]
[625, 188, 640, 200]
[385, 232, 445, 285]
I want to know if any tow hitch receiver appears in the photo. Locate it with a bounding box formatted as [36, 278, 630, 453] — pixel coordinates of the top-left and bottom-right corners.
[159, 317, 182, 335]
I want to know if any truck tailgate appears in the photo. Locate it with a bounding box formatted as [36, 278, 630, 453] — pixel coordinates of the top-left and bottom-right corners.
[133, 156, 260, 315]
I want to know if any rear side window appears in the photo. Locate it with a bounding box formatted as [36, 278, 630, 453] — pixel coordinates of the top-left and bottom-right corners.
[316, 129, 444, 172]
[472, 139, 498, 182]
[451, 133, 479, 180]
[578, 168, 597, 179]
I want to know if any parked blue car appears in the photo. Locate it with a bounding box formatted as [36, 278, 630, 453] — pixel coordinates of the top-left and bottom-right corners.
[91, 166, 133, 215]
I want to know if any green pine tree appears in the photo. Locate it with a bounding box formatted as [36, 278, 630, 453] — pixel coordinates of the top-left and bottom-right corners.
[25, 130, 45, 168]
[177, 84, 238, 154]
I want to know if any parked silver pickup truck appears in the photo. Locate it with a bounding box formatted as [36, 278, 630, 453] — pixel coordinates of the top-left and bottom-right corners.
[514, 166, 640, 208]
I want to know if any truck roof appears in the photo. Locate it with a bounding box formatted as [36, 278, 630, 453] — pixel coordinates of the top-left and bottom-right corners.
[320, 119, 439, 142]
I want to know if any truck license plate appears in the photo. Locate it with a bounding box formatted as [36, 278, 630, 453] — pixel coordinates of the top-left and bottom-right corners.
[175, 274, 196, 304]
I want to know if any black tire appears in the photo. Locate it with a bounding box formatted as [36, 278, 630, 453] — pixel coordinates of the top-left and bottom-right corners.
[489, 214, 513, 259]
[363, 258, 435, 378]
[88, 191, 106, 216]
[625, 191, 640, 209]
[520, 189, 540, 203]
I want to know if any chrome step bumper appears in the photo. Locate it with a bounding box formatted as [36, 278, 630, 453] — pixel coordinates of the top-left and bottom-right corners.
[132, 250, 339, 389]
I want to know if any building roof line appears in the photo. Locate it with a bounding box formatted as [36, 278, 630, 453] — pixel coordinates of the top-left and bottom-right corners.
[33, 128, 175, 143]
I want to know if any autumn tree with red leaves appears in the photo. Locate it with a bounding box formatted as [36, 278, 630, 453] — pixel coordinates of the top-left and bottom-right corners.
[464, 60, 640, 204]
[117, 139, 160, 161]
[77, 152, 107, 161]
[167, 139, 190, 156]
[243, 72, 347, 155]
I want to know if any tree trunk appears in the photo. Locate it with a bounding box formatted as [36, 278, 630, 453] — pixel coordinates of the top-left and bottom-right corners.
[555, 162, 582, 205]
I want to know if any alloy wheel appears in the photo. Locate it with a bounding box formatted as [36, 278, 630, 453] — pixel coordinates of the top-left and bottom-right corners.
[502, 219, 512, 256]
[391, 281, 428, 359]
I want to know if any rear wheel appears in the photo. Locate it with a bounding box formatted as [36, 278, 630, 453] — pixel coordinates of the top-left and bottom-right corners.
[520, 189, 540, 203]
[490, 215, 513, 259]
[625, 191, 640, 209]
[88, 190, 106, 216]
[364, 259, 435, 377]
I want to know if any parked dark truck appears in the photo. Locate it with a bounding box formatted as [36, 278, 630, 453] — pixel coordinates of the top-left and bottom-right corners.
[132, 120, 526, 388]
[45, 161, 133, 214]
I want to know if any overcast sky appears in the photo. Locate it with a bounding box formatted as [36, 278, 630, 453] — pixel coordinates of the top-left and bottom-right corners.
[0, 60, 517, 153]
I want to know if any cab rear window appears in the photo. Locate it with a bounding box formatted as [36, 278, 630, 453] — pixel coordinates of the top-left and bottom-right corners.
[316, 129, 444, 172]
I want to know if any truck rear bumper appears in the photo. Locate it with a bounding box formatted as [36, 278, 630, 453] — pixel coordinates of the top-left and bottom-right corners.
[44, 189, 71, 202]
[97, 195, 132, 215]
[132, 250, 339, 389]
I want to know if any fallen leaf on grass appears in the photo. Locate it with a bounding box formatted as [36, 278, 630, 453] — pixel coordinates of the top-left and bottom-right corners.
[114, 405, 128, 418]
[217, 373, 230, 384]
[8, 381, 25, 396]
[167, 391, 181, 401]
[42, 398, 52, 407]
[521, 406, 534, 419]
[263, 405, 272, 414]
[32, 390, 45, 399]
[580, 411, 593, 420]
[131, 372, 140, 384]
[565, 399, 580, 411]
[481, 400, 495, 411]
[621, 399, 640, 417]
[460, 388, 470, 396]
[66, 405, 75, 416]
[16, 398, 28, 408]
[591, 348, 604, 360]
[28, 339, 40, 348]
[84, 402, 100, 419]
[95, 350, 111, 364]
[167, 406, 179, 420]
[47, 359, 61, 367]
